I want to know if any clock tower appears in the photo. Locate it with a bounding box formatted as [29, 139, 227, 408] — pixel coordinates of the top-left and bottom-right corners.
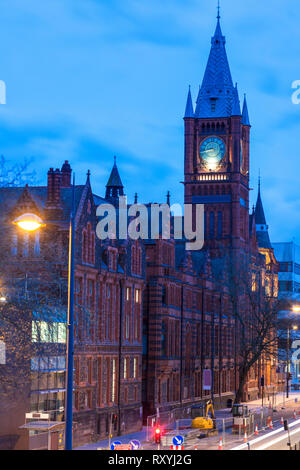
[184, 12, 251, 252]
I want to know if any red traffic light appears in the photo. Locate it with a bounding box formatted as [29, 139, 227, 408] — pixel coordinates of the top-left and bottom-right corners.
[155, 427, 161, 443]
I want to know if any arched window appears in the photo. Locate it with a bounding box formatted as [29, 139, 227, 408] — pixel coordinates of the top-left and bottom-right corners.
[217, 212, 223, 238]
[82, 230, 87, 263]
[185, 324, 191, 376]
[137, 247, 142, 275]
[209, 212, 215, 239]
[161, 321, 167, 356]
[131, 245, 136, 274]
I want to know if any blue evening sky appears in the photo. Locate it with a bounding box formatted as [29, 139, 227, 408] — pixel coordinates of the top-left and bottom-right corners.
[0, 0, 299, 243]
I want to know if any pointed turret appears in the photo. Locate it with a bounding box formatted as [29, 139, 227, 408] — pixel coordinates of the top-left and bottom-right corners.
[105, 156, 124, 204]
[255, 178, 272, 249]
[195, 12, 236, 118]
[232, 83, 241, 116]
[242, 94, 251, 126]
[184, 86, 194, 118]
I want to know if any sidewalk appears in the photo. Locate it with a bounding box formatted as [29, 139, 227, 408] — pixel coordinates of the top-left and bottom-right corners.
[241, 391, 300, 410]
[75, 427, 149, 450]
[75, 392, 300, 450]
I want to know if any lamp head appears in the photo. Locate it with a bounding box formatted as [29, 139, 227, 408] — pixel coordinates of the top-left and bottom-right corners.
[13, 213, 44, 232]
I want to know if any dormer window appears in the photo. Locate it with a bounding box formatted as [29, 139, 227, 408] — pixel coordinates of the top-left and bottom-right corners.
[210, 98, 217, 112]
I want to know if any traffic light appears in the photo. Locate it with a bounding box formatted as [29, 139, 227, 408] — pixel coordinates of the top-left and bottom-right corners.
[155, 427, 161, 444]
[261, 376, 265, 387]
[287, 372, 292, 381]
[112, 414, 118, 425]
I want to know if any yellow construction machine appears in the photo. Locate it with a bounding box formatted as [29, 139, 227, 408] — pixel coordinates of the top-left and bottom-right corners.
[191, 400, 218, 436]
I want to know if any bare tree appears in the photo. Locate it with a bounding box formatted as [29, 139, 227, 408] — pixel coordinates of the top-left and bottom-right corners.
[210, 247, 282, 404]
[0, 156, 36, 188]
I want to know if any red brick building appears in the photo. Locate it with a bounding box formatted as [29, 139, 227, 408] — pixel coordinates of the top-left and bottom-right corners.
[0, 12, 279, 450]
[0, 161, 145, 449]
[141, 13, 279, 416]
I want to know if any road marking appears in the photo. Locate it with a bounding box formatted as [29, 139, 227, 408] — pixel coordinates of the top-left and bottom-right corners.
[231, 418, 300, 450]
[255, 426, 300, 450]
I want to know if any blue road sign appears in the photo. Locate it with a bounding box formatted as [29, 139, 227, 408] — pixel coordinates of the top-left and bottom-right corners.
[111, 440, 122, 450]
[173, 435, 184, 446]
[129, 439, 141, 450]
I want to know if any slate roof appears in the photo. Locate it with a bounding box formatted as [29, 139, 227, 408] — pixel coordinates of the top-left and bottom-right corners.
[0, 185, 86, 223]
[256, 231, 272, 250]
[255, 188, 267, 226]
[255, 186, 272, 250]
[195, 17, 239, 118]
[106, 157, 123, 189]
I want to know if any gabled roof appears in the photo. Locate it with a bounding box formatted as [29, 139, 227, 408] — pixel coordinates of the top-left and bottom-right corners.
[0, 185, 86, 224]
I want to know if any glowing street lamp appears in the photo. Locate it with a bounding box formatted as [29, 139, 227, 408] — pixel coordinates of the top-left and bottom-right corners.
[292, 306, 300, 314]
[13, 213, 44, 232]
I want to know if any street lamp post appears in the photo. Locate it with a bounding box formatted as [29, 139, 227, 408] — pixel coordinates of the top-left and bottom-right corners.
[65, 180, 75, 450]
[287, 327, 290, 399]
[14, 178, 76, 450]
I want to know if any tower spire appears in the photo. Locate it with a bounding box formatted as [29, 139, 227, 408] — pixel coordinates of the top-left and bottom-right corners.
[105, 156, 124, 204]
[195, 7, 236, 118]
[254, 177, 272, 249]
[217, 0, 220, 20]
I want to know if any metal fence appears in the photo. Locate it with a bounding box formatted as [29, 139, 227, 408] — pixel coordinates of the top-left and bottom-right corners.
[146, 397, 300, 447]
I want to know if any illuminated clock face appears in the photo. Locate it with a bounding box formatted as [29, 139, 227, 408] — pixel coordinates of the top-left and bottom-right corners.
[199, 137, 225, 171]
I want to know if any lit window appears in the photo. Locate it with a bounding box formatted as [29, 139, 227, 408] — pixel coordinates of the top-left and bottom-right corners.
[112, 359, 116, 403]
[133, 357, 138, 379]
[0, 340, 5, 365]
[124, 358, 127, 379]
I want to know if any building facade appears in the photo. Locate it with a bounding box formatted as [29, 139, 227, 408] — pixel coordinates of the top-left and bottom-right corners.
[0, 162, 145, 449]
[0, 11, 280, 449]
[141, 13, 279, 415]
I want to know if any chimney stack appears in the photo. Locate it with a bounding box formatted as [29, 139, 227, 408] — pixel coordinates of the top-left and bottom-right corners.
[61, 160, 72, 187]
[47, 168, 62, 208]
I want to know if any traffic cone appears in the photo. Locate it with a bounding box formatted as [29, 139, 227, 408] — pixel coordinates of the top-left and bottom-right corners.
[194, 445, 198, 450]
[294, 410, 297, 419]
[281, 416, 284, 425]
[218, 437, 223, 450]
[244, 432, 248, 443]
[255, 425, 259, 435]
[269, 420, 273, 429]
